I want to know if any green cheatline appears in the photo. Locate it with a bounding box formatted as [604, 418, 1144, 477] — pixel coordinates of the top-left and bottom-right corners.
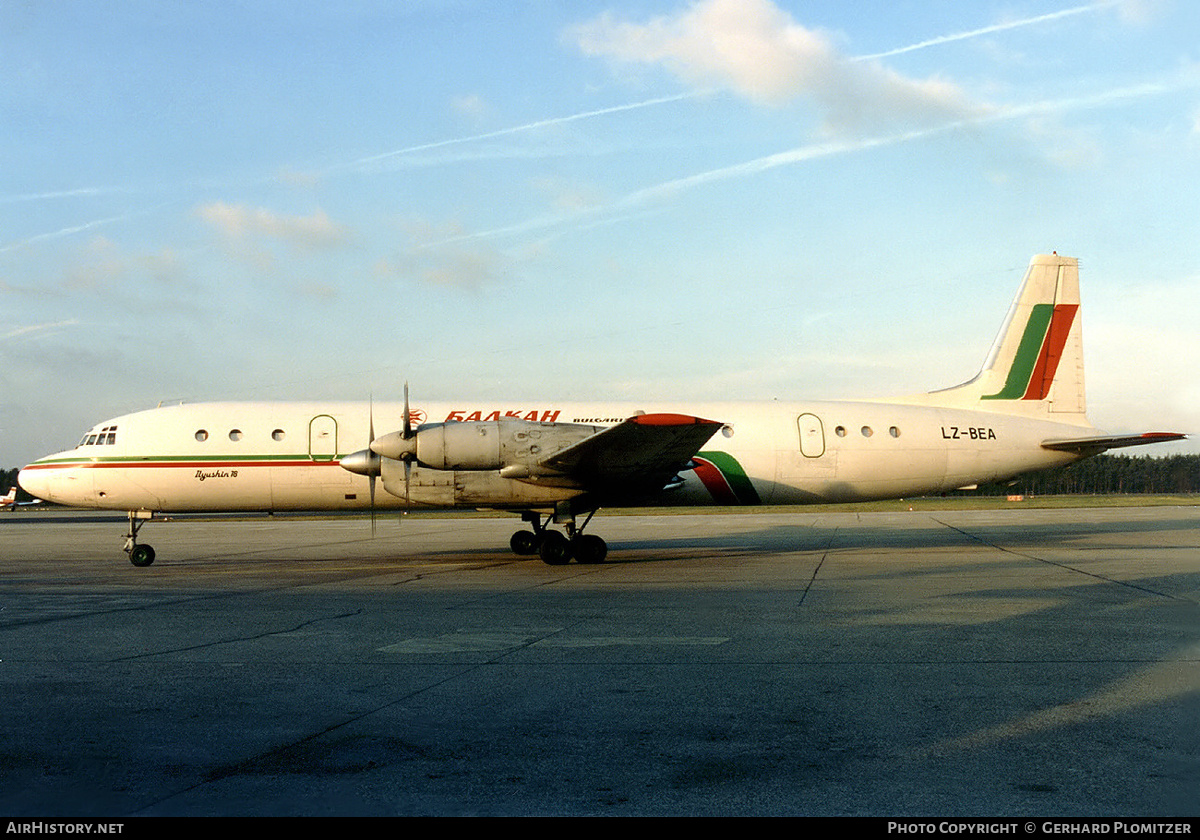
[697, 450, 762, 504]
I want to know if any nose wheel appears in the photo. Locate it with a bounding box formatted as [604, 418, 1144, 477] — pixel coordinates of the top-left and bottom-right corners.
[124, 511, 156, 567]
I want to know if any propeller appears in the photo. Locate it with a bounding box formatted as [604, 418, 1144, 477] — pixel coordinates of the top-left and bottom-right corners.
[357, 383, 420, 507]
[402, 382, 412, 506]
[338, 408, 381, 531]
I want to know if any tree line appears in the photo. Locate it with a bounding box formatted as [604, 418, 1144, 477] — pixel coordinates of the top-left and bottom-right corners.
[1, 467, 31, 501]
[976, 453, 1200, 496]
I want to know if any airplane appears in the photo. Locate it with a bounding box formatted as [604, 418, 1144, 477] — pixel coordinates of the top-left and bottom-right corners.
[17, 254, 1184, 567]
[2, 486, 43, 510]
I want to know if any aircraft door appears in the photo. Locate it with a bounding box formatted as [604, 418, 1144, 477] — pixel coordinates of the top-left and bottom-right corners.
[797, 413, 825, 458]
[308, 415, 338, 461]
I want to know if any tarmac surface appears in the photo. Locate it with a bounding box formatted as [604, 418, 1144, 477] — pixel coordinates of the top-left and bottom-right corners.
[1, 505, 1197, 817]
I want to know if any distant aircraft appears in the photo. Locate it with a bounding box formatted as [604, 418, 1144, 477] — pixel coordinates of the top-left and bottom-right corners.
[2, 486, 42, 510]
[18, 254, 1184, 567]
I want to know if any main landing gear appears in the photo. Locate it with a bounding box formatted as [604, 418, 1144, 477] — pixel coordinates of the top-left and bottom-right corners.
[124, 511, 156, 567]
[509, 508, 608, 565]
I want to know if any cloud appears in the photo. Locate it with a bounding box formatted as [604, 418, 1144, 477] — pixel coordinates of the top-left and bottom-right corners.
[374, 219, 509, 290]
[1114, 0, 1168, 25]
[570, 0, 983, 134]
[274, 168, 322, 188]
[196, 202, 349, 250]
[451, 93, 490, 120]
[57, 236, 186, 292]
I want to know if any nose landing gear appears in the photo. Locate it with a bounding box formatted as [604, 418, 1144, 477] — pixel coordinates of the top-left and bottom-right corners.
[124, 511, 156, 567]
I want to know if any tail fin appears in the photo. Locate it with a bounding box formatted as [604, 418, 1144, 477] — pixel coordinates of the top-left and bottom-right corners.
[909, 254, 1088, 420]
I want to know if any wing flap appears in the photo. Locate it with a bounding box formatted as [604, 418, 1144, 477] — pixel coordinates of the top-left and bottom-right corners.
[539, 413, 724, 492]
[1041, 431, 1186, 454]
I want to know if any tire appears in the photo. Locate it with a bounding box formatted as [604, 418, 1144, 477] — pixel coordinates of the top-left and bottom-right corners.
[538, 531, 572, 565]
[572, 534, 607, 564]
[129, 545, 156, 567]
[509, 530, 540, 556]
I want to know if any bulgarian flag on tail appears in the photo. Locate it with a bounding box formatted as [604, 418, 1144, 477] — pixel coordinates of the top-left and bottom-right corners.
[982, 303, 1078, 401]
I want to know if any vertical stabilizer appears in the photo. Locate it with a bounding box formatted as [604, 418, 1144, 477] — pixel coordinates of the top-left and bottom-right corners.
[906, 254, 1088, 419]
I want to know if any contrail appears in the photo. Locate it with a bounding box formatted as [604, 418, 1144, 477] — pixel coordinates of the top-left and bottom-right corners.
[422, 129, 942, 248]
[0, 188, 111, 205]
[424, 69, 1198, 249]
[0, 2, 1135, 252]
[0, 213, 132, 254]
[617, 72, 1200, 210]
[0, 201, 178, 254]
[856, 2, 1119, 61]
[351, 92, 701, 168]
[364, 3, 1113, 167]
[1, 320, 80, 342]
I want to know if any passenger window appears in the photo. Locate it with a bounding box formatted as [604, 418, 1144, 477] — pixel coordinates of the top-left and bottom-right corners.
[835, 426, 847, 437]
[272, 429, 286, 442]
[861, 426, 873, 437]
[195, 430, 209, 442]
[889, 426, 900, 438]
[229, 429, 243, 441]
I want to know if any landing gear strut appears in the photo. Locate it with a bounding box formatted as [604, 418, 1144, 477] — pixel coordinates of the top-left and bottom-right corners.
[124, 511, 156, 567]
[509, 506, 607, 565]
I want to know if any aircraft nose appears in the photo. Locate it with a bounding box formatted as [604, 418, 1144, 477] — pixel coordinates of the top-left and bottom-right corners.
[17, 464, 50, 502]
[17, 459, 92, 506]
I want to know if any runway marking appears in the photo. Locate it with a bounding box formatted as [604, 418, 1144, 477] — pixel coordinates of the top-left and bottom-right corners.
[540, 635, 729, 648]
[379, 629, 560, 654]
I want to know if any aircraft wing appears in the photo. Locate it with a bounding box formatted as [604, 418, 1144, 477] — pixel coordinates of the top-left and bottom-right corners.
[538, 413, 724, 493]
[1041, 431, 1186, 454]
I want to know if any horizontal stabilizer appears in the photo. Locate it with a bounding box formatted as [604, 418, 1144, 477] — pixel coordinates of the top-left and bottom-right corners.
[1041, 431, 1186, 454]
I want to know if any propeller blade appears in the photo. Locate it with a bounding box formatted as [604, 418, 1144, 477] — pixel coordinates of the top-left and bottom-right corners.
[402, 381, 412, 439]
[369, 395, 376, 537]
[369, 473, 377, 537]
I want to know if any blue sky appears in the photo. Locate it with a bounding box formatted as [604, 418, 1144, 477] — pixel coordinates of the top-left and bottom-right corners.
[2, 0, 1198, 466]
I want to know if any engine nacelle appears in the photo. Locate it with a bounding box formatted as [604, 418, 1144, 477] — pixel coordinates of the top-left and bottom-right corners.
[416, 422, 502, 470]
[371, 419, 600, 472]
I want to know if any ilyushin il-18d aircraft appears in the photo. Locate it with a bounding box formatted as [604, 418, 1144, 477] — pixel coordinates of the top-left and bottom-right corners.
[19, 254, 1184, 567]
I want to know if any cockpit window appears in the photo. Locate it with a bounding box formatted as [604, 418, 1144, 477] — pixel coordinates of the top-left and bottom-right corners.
[78, 426, 118, 447]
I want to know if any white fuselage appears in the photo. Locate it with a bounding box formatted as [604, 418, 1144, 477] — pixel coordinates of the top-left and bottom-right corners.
[18, 399, 1087, 513]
